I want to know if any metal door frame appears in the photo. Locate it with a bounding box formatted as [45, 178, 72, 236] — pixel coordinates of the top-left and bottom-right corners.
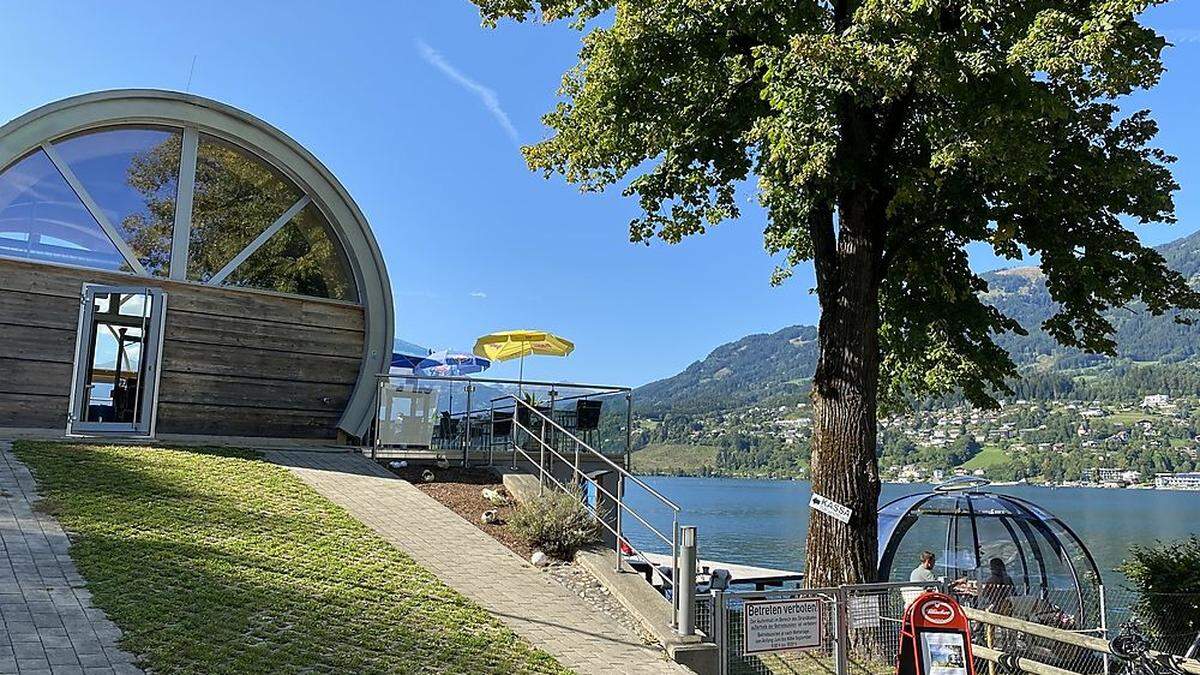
[66, 284, 168, 437]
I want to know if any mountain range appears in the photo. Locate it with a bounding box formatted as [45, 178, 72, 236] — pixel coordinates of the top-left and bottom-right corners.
[633, 230, 1200, 416]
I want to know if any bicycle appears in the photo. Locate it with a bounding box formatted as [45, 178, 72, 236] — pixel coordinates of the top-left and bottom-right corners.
[1108, 621, 1188, 675]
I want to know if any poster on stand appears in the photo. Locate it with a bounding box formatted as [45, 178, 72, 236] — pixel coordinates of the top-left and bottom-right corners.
[920, 632, 969, 675]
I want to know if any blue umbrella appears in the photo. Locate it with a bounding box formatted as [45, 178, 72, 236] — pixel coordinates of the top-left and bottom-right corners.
[415, 350, 491, 377]
[415, 350, 491, 414]
[391, 352, 431, 370]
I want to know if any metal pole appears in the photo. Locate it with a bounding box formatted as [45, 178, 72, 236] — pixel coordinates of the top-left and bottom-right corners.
[548, 388, 559, 481]
[615, 476, 624, 572]
[624, 392, 633, 472]
[463, 383, 473, 468]
[373, 377, 382, 460]
[489, 400, 496, 468]
[1099, 583, 1109, 675]
[539, 400, 547, 493]
[672, 515, 681, 628]
[715, 589, 728, 675]
[677, 525, 697, 637]
[835, 587, 849, 675]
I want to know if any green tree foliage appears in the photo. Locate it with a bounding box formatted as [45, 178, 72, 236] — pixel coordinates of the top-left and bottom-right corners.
[471, 0, 1198, 583]
[1119, 537, 1200, 654]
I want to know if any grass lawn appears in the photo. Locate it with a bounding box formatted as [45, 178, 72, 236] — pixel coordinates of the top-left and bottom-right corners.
[13, 441, 567, 675]
[961, 445, 1010, 471]
[631, 443, 718, 475]
[1103, 410, 1150, 425]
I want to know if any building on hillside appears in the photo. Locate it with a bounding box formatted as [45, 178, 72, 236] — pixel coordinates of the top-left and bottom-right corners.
[1085, 467, 1141, 484]
[1154, 472, 1200, 490]
[0, 90, 393, 441]
[1141, 394, 1171, 408]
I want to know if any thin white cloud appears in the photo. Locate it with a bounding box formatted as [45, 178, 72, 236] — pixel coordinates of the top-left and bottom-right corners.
[1166, 29, 1200, 44]
[416, 39, 520, 144]
[469, 291, 488, 299]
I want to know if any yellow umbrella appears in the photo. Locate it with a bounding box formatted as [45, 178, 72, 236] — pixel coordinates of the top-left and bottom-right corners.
[473, 330, 574, 390]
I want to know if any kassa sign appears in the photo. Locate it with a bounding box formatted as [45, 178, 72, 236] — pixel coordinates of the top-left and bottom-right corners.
[896, 592, 976, 675]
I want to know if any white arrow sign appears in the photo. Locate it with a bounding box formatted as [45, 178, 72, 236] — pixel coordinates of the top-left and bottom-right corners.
[809, 492, 853, 524]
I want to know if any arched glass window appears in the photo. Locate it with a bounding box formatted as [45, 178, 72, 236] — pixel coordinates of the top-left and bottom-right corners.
[224, 203, 356, 301]
[187, 133, 303, 283]
[0, 125, 358, 302]
[0, 149, 127, 270]
[52, 126, 181, 276]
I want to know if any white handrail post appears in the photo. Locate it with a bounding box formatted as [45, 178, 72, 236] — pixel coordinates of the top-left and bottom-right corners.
[714, 588, 728, 675]
[372, 377, 381, 460]
[538, 402, 547, 493]
[677, 525, 697, 637]
[1099, 583, 1109, 675]
[672, 515, 681, 628]
[624, 391, 633, 472]
[463, 382, 474, 468]
[615, 477, 624, 571]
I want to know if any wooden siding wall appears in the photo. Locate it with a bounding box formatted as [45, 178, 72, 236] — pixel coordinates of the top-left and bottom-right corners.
[0, 257, 366, 439]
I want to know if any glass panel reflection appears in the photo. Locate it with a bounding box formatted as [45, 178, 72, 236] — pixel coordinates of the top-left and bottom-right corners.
[224, 203, 357, 301]
[53, 127, 181, 276]
[187, 134, 303, 282]
[82, 292, 152, 425]
[0, 150, 125, 270]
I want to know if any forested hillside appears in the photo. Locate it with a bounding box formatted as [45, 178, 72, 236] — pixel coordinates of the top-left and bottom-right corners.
[634, 230, 1200, 416]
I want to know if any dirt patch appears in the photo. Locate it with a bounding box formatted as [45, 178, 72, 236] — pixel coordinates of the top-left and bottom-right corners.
[382, 465, 535, 559]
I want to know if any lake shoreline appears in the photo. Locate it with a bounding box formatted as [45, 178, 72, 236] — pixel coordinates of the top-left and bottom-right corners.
[621, 475, 1200, 581]
[635, 470, 1200, 491]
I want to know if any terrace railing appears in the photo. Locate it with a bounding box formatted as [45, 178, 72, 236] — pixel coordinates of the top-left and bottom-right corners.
[370, 373, 632, 466]
[371, 373, 696, 631]
[500, 393, 686, 628]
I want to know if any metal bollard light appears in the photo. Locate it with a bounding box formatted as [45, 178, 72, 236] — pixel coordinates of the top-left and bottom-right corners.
[677, 526, 698, 636]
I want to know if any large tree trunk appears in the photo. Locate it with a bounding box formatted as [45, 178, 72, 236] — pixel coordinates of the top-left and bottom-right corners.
[804, 200, 883, 587]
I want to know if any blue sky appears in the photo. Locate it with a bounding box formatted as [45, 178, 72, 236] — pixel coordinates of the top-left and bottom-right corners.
[2, 2, 1198, 387]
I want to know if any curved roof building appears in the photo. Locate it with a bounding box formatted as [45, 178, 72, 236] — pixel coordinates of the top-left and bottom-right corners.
[0, 90, 393, 440]
[878, 479, 1105, 630]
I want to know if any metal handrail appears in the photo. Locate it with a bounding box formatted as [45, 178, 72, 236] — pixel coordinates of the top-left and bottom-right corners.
[376, 371, 629, 393]
[501, 394, 680, 512]
[512, 418, 675, 548]
[506, 427, 681, 599]
[370, 373, 632, 467]
[503, 394, 685, 627]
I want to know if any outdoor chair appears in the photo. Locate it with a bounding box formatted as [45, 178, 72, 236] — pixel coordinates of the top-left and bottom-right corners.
[576, 399, 603, 446]
[576, 399, 602, 431]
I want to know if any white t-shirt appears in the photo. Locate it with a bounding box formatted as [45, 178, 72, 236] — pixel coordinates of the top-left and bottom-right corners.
[910, 565, 936, 583]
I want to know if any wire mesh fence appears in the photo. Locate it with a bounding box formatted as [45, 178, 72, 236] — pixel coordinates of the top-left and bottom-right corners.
[842, 585, 912, 675]
[1103, 587, 1200, 658]
[712, 588, 842, 675]
[701, 583, 1200, 675]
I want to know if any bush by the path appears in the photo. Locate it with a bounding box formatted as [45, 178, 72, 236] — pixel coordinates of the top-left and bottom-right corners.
[509, 488, 601, 560]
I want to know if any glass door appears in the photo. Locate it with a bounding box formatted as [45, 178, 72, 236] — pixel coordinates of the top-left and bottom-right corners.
[68, 286, 167, 436]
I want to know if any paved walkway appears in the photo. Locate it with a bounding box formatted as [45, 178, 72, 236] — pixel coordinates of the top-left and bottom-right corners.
[267, 451, 691, 675]
[0, 441, 142, 675]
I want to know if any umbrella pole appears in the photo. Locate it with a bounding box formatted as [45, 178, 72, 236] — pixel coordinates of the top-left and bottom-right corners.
[518, 354, 525, 397]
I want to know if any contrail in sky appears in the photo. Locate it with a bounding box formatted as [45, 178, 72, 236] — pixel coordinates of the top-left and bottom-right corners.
[416, 39, 520, 144]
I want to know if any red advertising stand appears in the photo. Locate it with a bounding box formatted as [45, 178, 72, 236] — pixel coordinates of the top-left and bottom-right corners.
[896, 592, 976, 675]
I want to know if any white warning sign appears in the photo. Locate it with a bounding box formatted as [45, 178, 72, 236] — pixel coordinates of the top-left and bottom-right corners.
[743, 597, 824, 654]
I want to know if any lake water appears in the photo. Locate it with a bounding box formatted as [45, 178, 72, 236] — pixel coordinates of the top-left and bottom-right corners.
[621, 476, 1200, 585]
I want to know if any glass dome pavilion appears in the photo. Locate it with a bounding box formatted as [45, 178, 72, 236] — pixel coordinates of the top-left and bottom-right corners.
[877, 478, 1105, 630]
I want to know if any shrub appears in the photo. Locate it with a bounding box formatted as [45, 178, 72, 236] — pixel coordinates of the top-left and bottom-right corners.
[1117, 536, 1200, 654]
[509, 488, 601, 560]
